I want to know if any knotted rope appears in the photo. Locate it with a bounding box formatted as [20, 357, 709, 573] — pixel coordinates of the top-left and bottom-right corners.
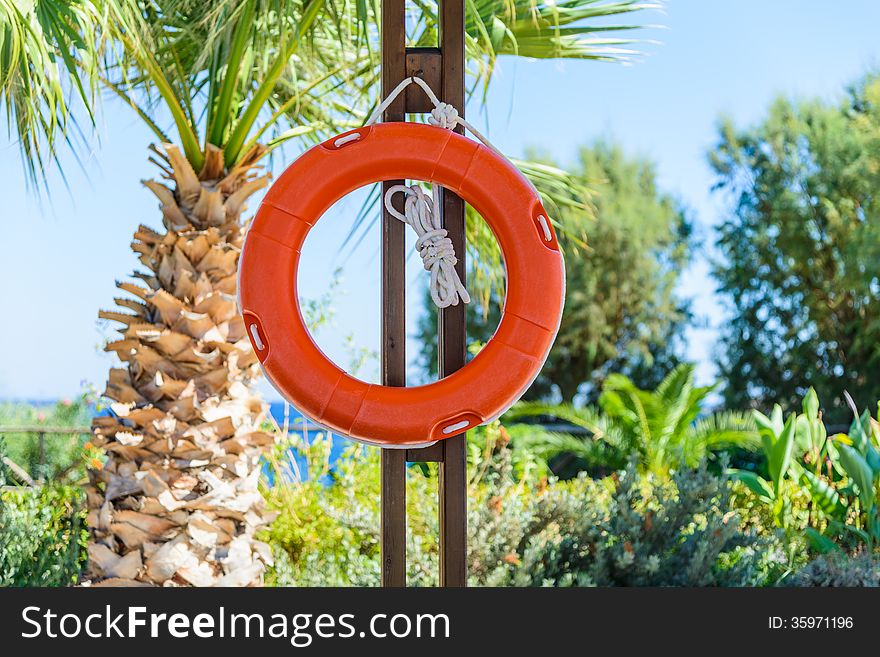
[382, 183, 469, 308]
[361, 76, 505, 308]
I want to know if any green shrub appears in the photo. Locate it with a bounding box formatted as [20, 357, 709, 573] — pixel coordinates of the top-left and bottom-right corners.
[728, 478, 812, 576]
[0, 483, 88, 586]
[789, 551, 880, 587]
[262, 432, 438, 586]
[0, 396, 92, 484]
[262, 425, 781, 587]
[482, 461, 784, 586]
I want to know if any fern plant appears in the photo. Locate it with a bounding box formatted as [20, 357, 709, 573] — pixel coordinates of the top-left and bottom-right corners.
[505, 364, 758, 476]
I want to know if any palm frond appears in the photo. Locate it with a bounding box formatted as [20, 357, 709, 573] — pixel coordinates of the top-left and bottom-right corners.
[689, 411, 759, 451]
[506, 424, 625, 470]
[601, 364, 757, 473]
[464, 0, 659, 90]
[0, 0, 102, 184]
[506, 400, 632, 453]
[653, 363, 696, 404]
[506, 400, 608, 435]
[600, 374, 653, 448]
[466, 157, 593, 305]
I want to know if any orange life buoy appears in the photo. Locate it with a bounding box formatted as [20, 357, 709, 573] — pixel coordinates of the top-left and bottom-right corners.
[239, 122, 565, 446]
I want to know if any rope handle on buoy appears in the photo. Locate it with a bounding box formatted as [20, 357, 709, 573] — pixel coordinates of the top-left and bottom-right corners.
[364, 76, 501, 154]
[358, 76, 508, 309]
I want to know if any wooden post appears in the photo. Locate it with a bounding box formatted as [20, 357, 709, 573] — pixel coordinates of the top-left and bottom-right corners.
[380, 0, 468, 588]
[38, 431, 46, 476]
[380, 0, 408, 589]
[436, 0, 467, 588]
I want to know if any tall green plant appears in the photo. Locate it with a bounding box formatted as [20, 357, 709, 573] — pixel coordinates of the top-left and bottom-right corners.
[730, 389, 880, 553]
[728, 410, 798, 529]
[507, 364, 757, 476]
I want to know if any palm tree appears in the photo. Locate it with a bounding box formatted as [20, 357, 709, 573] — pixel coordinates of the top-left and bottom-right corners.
[507, 364, 758, 476]
[2, 0, 658, 585]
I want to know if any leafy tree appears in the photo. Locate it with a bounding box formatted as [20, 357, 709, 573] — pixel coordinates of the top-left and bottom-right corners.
[711, 73, 880, 420]
[418, 141, 692, 401]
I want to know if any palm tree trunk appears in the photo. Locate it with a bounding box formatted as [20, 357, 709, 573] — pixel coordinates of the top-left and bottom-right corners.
[84, 143, 275, 586]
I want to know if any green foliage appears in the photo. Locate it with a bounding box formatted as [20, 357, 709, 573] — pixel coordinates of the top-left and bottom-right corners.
[729, 389, 880, 554]
[485, 462, 782, 586]
[711, 73, 880, 421]
[0, 0, 101, 183]
[2, 0, 656, 175]
[419, 141, 691, 400]
[506, 364, 758, 476]
[261, 422, 777, 587]
[0, 442, 88, 586]
[789, 550, 880, 587]
[0, 396, 92, 483]
[262, 432, 431, 587]
[263, 423, 548, 586]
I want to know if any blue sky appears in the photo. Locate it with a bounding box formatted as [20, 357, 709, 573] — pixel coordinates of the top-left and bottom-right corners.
[2, 0, 879, 402]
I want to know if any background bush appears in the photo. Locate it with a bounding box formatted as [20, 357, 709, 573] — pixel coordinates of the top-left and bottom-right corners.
[711, 73, 880, 421]
[262, 425, 784, 587]
[789, 551, 880, 587]
[479, 460, 785, 587]
[0, 396, 92, 484]
[0, 449, 87, 587]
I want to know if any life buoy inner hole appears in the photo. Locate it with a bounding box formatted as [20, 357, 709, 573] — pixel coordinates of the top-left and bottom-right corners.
[294, 182, 506, 387]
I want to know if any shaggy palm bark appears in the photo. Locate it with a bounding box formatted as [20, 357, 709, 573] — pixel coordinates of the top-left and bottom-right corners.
[85, 143, 276, 586]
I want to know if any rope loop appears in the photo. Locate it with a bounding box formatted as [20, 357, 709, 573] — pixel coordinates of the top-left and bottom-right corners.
[368, 76, 486, 309]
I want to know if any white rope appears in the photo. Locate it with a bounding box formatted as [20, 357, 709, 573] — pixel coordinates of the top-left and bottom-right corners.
[365, 76, 498, 155]
[362, 76, 506, 309]
[383, 183, 469, 308]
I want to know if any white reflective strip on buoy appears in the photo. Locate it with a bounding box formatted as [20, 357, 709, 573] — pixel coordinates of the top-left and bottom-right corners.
[249, 323, 265, 351]
[442, 419, 470, 434]
[537, 215, 552, 242]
